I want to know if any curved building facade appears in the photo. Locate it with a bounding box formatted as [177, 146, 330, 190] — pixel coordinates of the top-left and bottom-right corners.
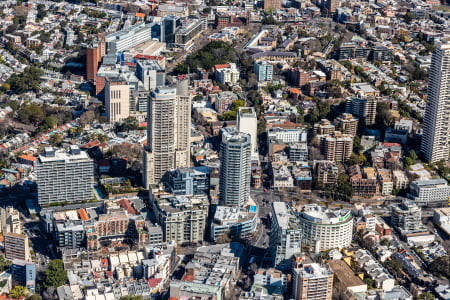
[299, 204, 353, 251]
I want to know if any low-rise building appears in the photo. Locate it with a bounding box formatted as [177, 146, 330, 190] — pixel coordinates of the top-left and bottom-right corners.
[408, 178, 450, 208]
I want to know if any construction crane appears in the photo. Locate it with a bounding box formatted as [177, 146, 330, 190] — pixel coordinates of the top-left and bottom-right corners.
[350, 60, 354, 84]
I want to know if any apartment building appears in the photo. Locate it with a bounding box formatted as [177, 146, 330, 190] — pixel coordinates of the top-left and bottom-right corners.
[4, 233, 30, 262]
[318, 131, 353, 162]
[37, 146, 94, 206]
[219, 129, 251, 207]
[345, 97, 377, 126]
[85, 210, 147, 251]
[391, 200, 424, 235]
[299, 204, 353, 251]
[292, 263, 333, 300]
[165, 167, 210, 196]
[408, 178, 450, 207]
[313, 119, 335, 135]
[54, 221, 86, 252]
[143, 80, 191, 187]
[254, 61, 273, 82]
[313, 160, 338, 187]
[151, 194, 208, 244]
[421, 42, 450, 163]
[0, 206, 21, 235]
[105, 78, 130, 123]
[349, 166, 380, 199]
[214, 63, 240, 85]
[377, 169, 393, 196]
[270, 202, 302, 271]
[335, 113, 358, 136]
[237, 107, 258, 158]
[264, 0, 282, 9]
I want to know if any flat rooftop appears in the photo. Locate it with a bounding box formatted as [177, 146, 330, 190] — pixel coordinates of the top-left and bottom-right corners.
[328, 259, 366, 288]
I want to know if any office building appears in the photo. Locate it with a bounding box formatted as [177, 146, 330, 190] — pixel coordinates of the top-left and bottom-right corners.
[335, 113, 358, 136]
[54, 221, 86, 252]
[408, 178, 450, 207]
[37, 146, 94, 206]
[254, 61, 273, 82]
[292, 263, 333, 300]
[165, 167, 210, 196]
[105, 22, 153, 54]
[4, 233, 30, 262]
[270, 202, 301, 270]
[264, 0, 282, 9]
[86, 42, 105, 80]
[105, 78, 130, 123]
[143, 80, 191, 187]
[219, 129, 251, 207]
[0, 206, 21, 235]
[174, 19, 204, 50]
[299, 204, 353, 251]
[136, 59, 165, 91]
[391, 200, 424, 235]
[345, 97, 377, 126]
[11, 260, 36, 292]
[151, 194, 208, 244]
[421, 42, 450, 163]
[318, 131, 353, 162]
[161, 16, 179, 44]
[237, 107, 258, 158]
[214, 63, 240, 85]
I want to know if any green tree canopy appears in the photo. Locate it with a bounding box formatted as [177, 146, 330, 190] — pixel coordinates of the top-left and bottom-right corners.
[43, 259, 67, 288]
[9, 286, 28, 298]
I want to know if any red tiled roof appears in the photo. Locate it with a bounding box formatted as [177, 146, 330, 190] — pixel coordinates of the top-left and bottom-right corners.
[101, 258, 109, 267]
[148, 278, 162, 288]
[119, 198, 138, 215]
[214, 63, 230, 69]
[79, 208, 89, 221]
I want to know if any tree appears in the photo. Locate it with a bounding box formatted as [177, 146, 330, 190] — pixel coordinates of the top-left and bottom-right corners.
[120, 296, 143, 300]
[353, 136, 363, 153]
[408, 150, 418, 161]
[404, 12, 414, 23]
[363, 277, 374, 289]
[50, 134, 62, 147]
[43, 260, 67, 288]
[414, 292, 435, 300]
[429, 255, 449, 278]
[26, 295, 42, 300]
[9, 286, 28, 298]
[44, 116, 58, 129]
[404, 157, 413, 168]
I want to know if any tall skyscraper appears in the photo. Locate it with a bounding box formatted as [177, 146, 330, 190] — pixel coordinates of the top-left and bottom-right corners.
[219, 129, 251, 207]
[86, 42, 105, 81]
[237, 107, 258, 159]
[37, 146, 94, 206]
[421, 42, 450, 163]
[143, 80, 191, 188]
[105, 78, 130, 123]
